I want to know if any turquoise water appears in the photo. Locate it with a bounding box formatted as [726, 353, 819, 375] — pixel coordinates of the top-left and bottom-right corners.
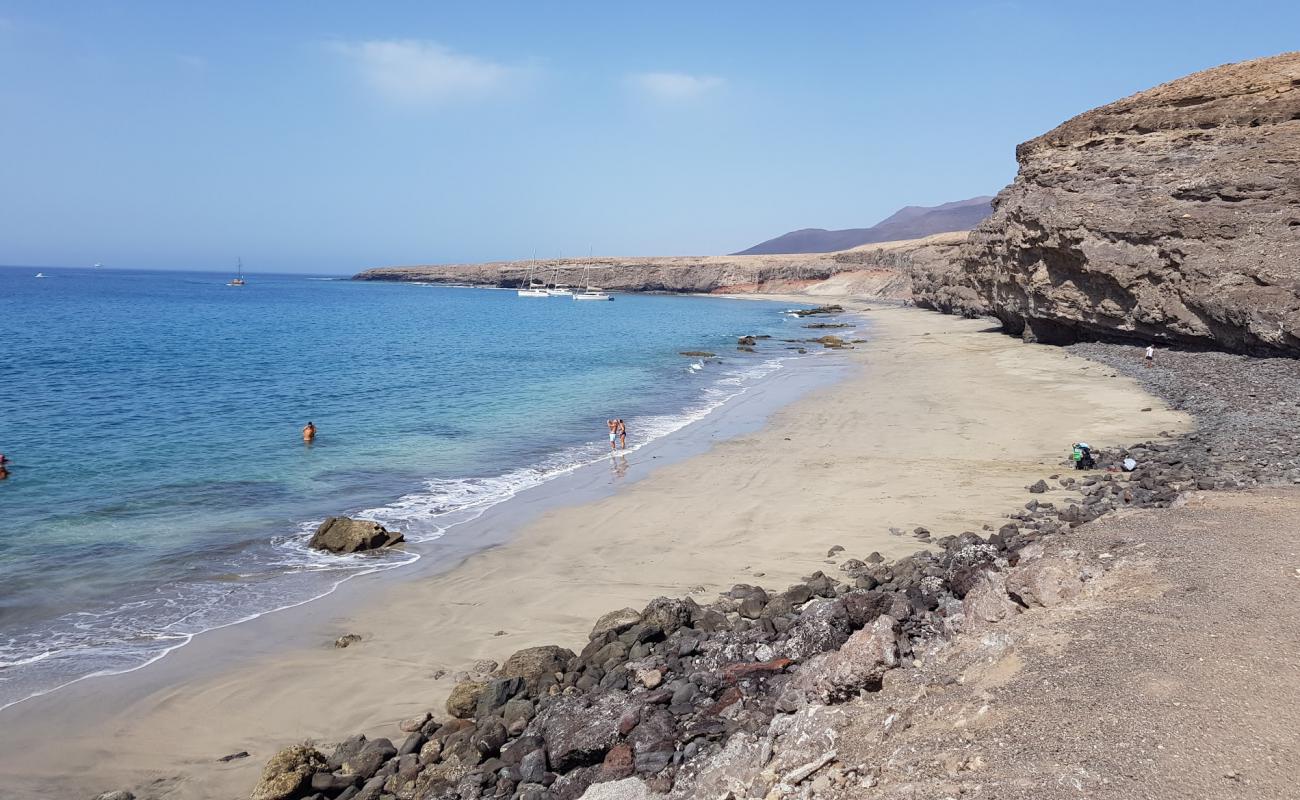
[0, 266, 819, 708]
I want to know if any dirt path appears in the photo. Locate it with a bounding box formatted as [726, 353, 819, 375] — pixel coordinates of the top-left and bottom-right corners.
[820, 489, 1300, 799]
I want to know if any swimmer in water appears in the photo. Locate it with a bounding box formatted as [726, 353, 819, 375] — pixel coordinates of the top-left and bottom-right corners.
[303, 421, 316, 443]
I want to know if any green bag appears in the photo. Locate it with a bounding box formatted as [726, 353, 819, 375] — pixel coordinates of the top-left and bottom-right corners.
[1071, 446, 1083, 461]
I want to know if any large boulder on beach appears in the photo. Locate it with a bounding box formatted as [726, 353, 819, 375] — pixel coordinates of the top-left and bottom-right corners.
[536, 692, 632, 771]
[500, 645, 575, 693]
[249, 744, 326, 800]
[590, 608, 642, 640]
[961, 51, 1300, 355]
[308, 517, 404, 554]
[790, 614, 900, 703]
[446, 679, 488, 719]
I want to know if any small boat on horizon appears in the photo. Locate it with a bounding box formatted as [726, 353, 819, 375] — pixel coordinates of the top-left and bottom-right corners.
[227, 258, 246, 287]
[34, 272, 47, 279]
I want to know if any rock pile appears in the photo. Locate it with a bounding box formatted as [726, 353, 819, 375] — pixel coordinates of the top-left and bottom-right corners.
[252, 509, 1121, 800]
[250, 465, 1192, 800]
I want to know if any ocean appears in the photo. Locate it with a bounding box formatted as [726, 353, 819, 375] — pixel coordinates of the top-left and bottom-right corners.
[0, 266, 823, 709]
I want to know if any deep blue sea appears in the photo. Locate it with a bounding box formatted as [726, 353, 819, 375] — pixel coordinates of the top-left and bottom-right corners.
[0, 266, 816, 708]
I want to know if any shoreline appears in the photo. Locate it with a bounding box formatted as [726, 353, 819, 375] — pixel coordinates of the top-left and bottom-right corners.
[0, 308, 857, 799]
[0, 289, 837, 715]
[0, 305, 1189, 799]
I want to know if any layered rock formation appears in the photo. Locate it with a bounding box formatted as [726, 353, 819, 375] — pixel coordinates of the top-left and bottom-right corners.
[354, 254, 847, 294]
[837, 232, 986, 314]
[353, 232, 971, 303]
[963, 51, 1300, 354]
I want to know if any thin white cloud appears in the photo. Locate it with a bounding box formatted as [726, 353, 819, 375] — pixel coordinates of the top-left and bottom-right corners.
[627, 71, 725, 102]
[330, 39, 520, 106]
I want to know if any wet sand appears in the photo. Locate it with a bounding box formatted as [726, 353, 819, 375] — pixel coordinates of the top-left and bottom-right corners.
[0, 305, 1189, 799]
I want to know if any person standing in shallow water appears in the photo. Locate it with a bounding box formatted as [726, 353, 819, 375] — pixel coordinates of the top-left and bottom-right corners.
[616, 419, 628, 450]
[303, 421, 316, 443]
[607, 419, 617, 451]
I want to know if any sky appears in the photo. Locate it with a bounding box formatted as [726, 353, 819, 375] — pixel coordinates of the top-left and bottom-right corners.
[0, 1, 1296, 274]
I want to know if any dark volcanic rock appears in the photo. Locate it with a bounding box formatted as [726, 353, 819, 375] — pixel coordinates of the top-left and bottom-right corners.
[780, 599, 851, 661]
[962, 51, 1300, 355]
[536, 693, 630, 771]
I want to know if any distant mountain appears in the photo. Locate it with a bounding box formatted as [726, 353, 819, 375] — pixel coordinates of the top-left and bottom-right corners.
[735, 196, 994, 255]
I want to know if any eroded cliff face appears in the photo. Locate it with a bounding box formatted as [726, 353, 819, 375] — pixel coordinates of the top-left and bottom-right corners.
[964, 51, 1300, 354]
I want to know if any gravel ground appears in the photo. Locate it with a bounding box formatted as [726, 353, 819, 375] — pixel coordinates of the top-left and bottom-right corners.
[1064, 341, 1300, 486]
[821, 489, 1300, 800]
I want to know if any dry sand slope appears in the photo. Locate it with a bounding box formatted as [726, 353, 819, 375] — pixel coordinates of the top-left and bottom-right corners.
[0, 306, 1187, 800]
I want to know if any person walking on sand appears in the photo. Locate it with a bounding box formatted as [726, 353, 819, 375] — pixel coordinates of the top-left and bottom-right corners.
[616, 418, 628, 450]
[607, 419, 618, 451]
[303, 421, 316, 443]
[1145, 344, 1155, 368]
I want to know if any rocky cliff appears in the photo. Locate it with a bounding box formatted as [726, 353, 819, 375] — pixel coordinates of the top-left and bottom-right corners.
[963, 51, 1300, 354]
[353, 232, 970, 302]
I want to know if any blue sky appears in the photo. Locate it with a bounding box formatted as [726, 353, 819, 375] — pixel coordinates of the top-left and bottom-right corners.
[0, 1, 1296, 273]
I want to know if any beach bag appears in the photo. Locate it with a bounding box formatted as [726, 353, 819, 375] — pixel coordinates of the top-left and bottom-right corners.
[1071, 446, 1083, 462]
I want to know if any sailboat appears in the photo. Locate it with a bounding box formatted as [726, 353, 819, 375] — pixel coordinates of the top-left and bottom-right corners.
[34, 272, 47, 278]
[517, 256, 549, 297]
[573, 262, 613, 301]
[546, 263, 572, 296]
[227, 258, 246, 287]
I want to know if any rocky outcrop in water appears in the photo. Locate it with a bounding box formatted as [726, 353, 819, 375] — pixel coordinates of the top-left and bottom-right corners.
[309, 517, 404, 554]
[963, 51, 1300, 355]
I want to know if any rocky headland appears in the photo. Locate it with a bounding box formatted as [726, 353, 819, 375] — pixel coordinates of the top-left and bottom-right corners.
[958, 51, 1300, 354]
[356, 54, 1300, 360]
[351, 233, 967, 304]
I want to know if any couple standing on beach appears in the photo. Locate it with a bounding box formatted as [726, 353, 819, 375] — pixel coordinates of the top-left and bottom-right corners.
[607, 418, 628, 451]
